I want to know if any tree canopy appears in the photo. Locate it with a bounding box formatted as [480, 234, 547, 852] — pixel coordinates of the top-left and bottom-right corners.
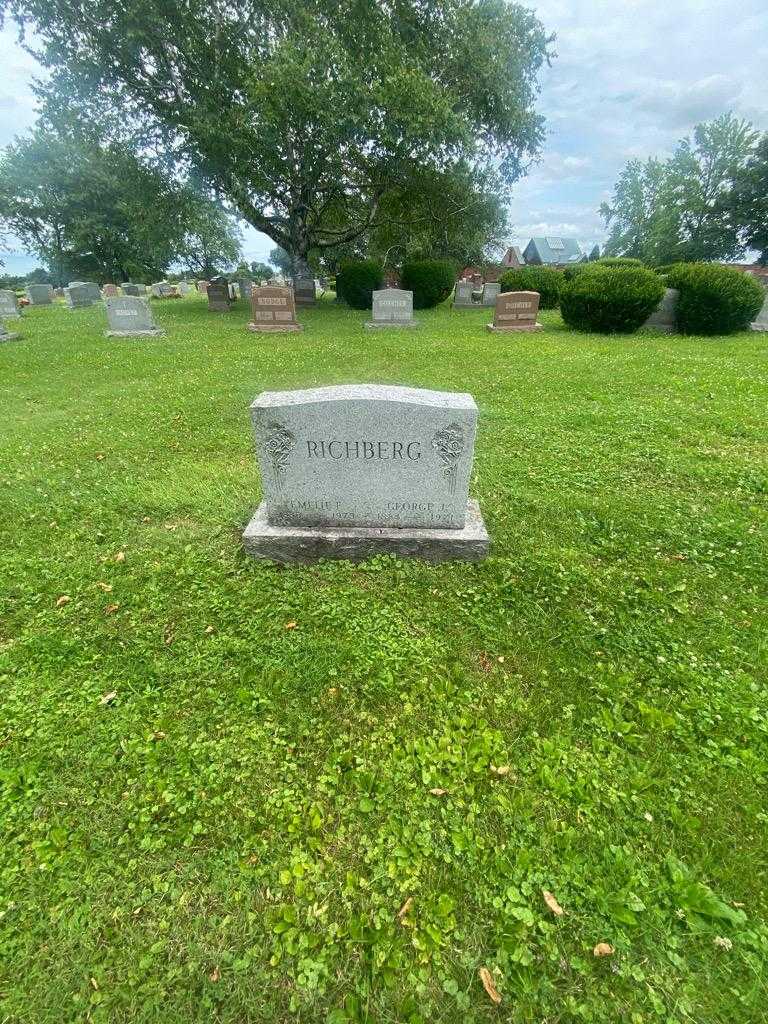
[600, 113, 758, 264]
[2, 0, 552, 276]
[722, 134, 768, 264]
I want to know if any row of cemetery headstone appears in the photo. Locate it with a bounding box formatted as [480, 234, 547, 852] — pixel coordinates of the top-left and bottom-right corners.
[453, 281, 500, 308]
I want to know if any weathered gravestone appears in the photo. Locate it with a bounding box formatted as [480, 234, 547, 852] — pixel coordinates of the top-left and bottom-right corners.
[237, 279, 253, 303]
[750, 288, 768, 332]
[0, 290, 21, 319]
[481, 282, 500, 307]
[247, 285, 302, 332]
[66, 284, 94, 309]
[197, 280, 210, 294]
[105, 296, 163, 337]
[27, 284, 54, 305]
[453, 280, 476, 309]
[207, 277, 232, 312]
[0, 321, 21, 342]
[487, 290, 543, 333]
[242, 384, 489, 564]
[178, 280, 193, 296]
[642, 287, 679, 333]
[365, 288, 419, 329]
[293, 277, 316, 306]
[69, 281, 101, 302]
[122, 283, 145, 297]
[102, 283, 119, 297]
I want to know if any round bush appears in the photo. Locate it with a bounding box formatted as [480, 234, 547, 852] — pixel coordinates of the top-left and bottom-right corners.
[337, 259, 383, 309]
[664, 263, 764, 335]
[596, 257, 644, 267]
[560, 265, 665, 333]
[498, 266, 563, 308]
[400, 259, 455, 309]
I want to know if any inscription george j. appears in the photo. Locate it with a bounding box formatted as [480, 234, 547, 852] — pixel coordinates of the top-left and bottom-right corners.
[304, 438, 423, 460]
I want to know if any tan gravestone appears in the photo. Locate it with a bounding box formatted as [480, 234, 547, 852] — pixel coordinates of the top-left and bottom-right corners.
[103, 284, 119, 297]
[487, 290, 543, 333]
[247, 286, 302, 333]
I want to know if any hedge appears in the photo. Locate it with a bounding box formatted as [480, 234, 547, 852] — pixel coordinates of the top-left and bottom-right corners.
[560, 264, 665, 333]
[498, 265, 563, 308]
[664, 263, 764, 335]
[336, 260, 383, 310]
[400, 259, 455, 309]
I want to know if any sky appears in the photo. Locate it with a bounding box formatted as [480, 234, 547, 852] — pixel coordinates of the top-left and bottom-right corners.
[2, 0, 767, 273]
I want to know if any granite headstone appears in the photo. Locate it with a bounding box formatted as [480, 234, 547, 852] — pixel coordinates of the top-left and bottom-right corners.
[453, 280, 475, 309]
[293, 277, 316, 307]
[105, 296, 163, 337]
[0, 290, 21, 319]
[365, 288, 419, 329]
[481, 282, 500, 307]
[642, 288, 679, 333]
[102, 283, 119, 297]
[27, 284, 54, 305]
[750, 288, 768, 332]
[487, 290, 543, 332]
[247, 285, 302, 332]
[242, 384, 489, 563]
[66, 284, 94, 308]
[207, 277, 231, 312]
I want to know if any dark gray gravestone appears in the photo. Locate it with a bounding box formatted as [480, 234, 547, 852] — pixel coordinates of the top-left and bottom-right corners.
[207, 277, 232, 312]
[293, 277, 316, 306]
[365, 288, 419, 329]
[27, 284, 54, 305]
[66, 285, 94, 309]
[642, 288, 679, 333]
[105, 296, 163, 337]
[242, 384, 489, 563]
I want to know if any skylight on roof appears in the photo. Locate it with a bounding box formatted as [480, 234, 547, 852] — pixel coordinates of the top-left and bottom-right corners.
[546, 237, 565, 250]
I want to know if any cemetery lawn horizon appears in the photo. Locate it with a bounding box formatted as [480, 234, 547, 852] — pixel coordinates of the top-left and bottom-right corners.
[1, 294, 767, 1023]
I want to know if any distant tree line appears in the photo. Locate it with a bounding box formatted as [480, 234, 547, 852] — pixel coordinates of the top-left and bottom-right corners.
[601, 113, 768, 265]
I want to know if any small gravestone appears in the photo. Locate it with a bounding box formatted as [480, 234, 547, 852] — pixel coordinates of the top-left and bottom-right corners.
[0, 321, 21, 342]
[481, 282, 500, 307]
[237, 279, 253, 303]
[207, 277, 231, 312]
[105, 296, 163, 337]
[103, 283, 119, 297]
[365, 288, 419, 329]
[750, 289, 768, 332]
[69, 281, 101, 302]
[178, 280, 192, 296]
[122, 283, 142, 296]
[66, 284, 94, 309]
[293, 277, 316, 306]
[453, 280, 475, 309]
[0, 290, 21, 319]
[643, 288, 679, 333]
[197, 280, 210, 293]
[487, 290, 543, 333]
[27, 284, 54, 305]
[243, 384, 489, 563]
[247, 285, 302, 332]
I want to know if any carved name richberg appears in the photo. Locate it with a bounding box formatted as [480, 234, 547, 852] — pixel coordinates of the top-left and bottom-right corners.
[305, 439, 422, 460]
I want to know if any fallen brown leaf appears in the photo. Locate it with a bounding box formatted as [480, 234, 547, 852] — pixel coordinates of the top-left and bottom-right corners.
[95, 582, 113, 593]
[490, 764, 511, 777]
[429, 788, 448, 797]
[105, 603, 120, 614]
[543, 890, 564, 916]
[593, 942, 614, 957]
[204, 625, 215, 635]
[100, 691, 117, 706]
[95, 453, 106, 461]
[210, 965, 221, 982]
[478, 966, 502, 1005]
[90, 977, 99, 990]
[284, 621, 298, 630]
[55, 595, 71, 608]
[114, 551, 126, 563]
[397, 896, 414, 920]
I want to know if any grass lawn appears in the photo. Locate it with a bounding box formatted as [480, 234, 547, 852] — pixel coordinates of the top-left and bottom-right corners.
[1, 293, 767, 1023]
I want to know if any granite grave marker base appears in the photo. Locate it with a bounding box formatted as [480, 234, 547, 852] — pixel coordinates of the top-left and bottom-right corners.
[242, 383, 489, 565]
[243, 498, 489, 564]
[0, 324, 21, 342]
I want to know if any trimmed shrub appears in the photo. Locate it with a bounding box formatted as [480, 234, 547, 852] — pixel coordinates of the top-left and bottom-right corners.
[664, 262, 764, 335]
[499, 265, 563, 308]
[596, 257, 644, 267]
[560, 265, 665, 334]
[400, 259, 455, 309]
[337, 259, 383, 309]
[562, 263, 590, 282]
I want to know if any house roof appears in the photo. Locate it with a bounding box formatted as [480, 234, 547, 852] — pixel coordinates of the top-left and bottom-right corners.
[525, 237, 584, 264]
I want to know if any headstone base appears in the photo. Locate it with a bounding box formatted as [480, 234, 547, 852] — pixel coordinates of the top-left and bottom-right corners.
[486, 322, 543, 333]
[750, 322, 768, 332]
[247, 322, 303, 333]
[243, 499, 489, 564]
[105, 329, 165, 338]
[364, 319, 420, 329]
[453, 302, 477, 310]
[0, 331, 21, 342]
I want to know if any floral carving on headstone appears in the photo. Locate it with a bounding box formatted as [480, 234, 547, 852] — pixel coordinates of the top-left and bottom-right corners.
[264, 422, 296, 493]
[432, 423, 465, 495]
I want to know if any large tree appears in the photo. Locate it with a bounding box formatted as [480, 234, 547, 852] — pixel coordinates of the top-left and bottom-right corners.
[601, 113, 758, 264]
[722, 134, 768, 264]
[1, 0, 551, 278]
[177, 202, 242, 279]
